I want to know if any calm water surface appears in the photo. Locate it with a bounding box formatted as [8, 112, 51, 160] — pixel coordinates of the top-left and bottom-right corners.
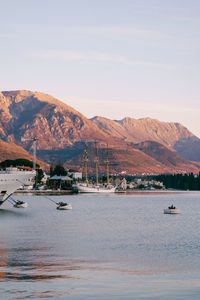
[0, 191, 200, 299]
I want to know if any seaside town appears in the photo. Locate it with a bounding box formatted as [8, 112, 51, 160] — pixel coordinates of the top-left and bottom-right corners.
[1, 1, 200, 300]
[2, 158, 200, 195]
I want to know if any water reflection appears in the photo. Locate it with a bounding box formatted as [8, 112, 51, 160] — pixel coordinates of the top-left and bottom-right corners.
[4, 272, 69, 281]
[0, 246, 84, 282]
[0, 243, 83, 298]
[7, 289, 72, 299]
[0, 208, 26, 217]
[0, 243, 156, 283]
[1, 193, 200, 299]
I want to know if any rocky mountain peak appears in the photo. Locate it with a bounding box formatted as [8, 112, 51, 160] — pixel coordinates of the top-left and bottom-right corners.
[0, 90, 199, 173]
[0, 90, 111, 150]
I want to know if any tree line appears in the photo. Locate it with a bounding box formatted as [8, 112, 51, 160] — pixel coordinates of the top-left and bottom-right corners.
[0, 158, 44, 185]
[153, 173, 200, 190]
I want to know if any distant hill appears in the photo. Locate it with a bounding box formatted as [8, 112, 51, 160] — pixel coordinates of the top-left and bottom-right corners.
[0, 90, 111, 150]
[133, 141, 199, 172]
[174, 137, 200, 162]
[38, 141, 200, 175]
[91, 116, 200, 164]
[0, 138, 48, 170]
[0, 90, 199, 174]
[91, 116, 195, 150]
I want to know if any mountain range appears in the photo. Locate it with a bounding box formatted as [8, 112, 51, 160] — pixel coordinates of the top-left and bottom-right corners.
[0, 90, 199, 174]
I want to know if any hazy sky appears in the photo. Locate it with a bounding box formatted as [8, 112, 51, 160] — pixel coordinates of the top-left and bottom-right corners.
[1, 0, 200, 137]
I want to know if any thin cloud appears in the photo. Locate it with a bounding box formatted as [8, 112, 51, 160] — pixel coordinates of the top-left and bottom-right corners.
[0, 33, 19, 39]
[60, 26, 175, 42]
[33, 50, 174, 69]
[22, 25, 174, 43]
[66, 97, 200, 116]
[6, 24, 171, 41]
[170, 15, 200, 24]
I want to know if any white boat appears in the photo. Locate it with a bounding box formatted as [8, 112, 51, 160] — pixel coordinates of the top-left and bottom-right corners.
[74, 183, 116, 193]
[0, 167, 36, 206]
[56, 202, 72, 210]
[74, 144, 116, 194]
[13, 200, 28, 208]
[164, 205, 180, 214]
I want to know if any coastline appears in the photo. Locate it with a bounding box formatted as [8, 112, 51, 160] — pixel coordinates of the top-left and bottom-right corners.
[14, 189, 75, 196]
[13, 189, 196, 197]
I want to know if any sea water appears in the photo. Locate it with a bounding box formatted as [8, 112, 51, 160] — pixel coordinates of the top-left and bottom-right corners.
[0, 191, 200, 299]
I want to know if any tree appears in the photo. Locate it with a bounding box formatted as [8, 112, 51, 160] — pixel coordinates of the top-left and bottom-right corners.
[0, 158, 40, 169]
[52, 164, 67, 176]
[153, 173, 200, 191]
[0, 158, 44, 187]
[36, 169, 44, 184]
[50, 165, 54, 177]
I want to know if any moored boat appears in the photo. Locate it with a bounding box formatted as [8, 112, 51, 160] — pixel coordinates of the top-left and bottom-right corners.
[13, 200, 28, 208]
[164, 205, 180, 214]
[56, 202, 72, 210]
[74, 183, 116, 193]
[74, 144, 116, 194]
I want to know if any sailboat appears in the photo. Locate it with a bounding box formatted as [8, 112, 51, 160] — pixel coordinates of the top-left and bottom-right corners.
[74, 144, 116, 193]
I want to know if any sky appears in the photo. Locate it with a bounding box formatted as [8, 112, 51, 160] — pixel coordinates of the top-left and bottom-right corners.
[0, 0, 200, 137]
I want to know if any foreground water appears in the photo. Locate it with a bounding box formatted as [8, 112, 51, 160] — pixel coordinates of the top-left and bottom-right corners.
[0, 191, 200, 299]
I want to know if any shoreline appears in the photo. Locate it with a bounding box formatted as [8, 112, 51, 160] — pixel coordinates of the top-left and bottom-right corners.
[14, 189, 76, 196]
[14, 189, 199, 196]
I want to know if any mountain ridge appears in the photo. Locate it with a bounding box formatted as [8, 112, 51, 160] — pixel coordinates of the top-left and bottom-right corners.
[0, 90, 199, 174]
[0, 90, 112, 149]
[91, 116, 195, 150]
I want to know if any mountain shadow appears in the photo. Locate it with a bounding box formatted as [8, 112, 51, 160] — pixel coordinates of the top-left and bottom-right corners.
[174, 136, 200, 162]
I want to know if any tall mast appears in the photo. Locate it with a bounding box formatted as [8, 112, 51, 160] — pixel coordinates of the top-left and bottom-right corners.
[106, 143, 109, 185]
[95, 141, 99, 186]
[33, 137, 37, 171]
[83, 149, 88, 184]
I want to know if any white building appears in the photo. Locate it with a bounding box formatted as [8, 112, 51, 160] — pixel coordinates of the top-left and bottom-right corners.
[67, 169, 82, 180]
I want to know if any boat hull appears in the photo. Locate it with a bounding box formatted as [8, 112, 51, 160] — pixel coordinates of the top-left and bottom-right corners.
[74, 184, 116, 193]
[14, 202, 28, 208]
[164, 208, 180, 214]
[57, 204, 72, 210]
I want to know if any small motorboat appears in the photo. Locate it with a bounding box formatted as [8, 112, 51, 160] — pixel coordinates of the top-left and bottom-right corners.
[13, 200, 28, 208]
[164, 205, 180, 214]
[56, 202, 72, 210]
